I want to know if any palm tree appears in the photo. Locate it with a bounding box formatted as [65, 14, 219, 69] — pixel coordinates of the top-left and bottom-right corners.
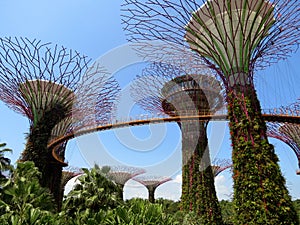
[0, 143, 12, 179]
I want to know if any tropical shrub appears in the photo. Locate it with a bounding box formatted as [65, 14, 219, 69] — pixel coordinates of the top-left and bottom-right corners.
[0, 143, 12, 179]
[0, 161, 56, 224]
[155, 198, 180, 215]
[62, 165, 122, 217]
[108, 198, 178, 225]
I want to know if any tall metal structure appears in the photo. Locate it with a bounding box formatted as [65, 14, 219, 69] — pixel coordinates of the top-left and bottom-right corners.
[133, 175, 171, 203]
[107, 165, 145, 200]
[123, 0, 300, 223]
[132, 62, 224, 222]
[0, 37, 120, 209]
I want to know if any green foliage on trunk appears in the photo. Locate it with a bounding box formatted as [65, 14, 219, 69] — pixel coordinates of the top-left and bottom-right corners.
[21, 103, 68, 210]
[227, 86, 299, 224]
[293, 200, 300, 223]
[180, 122, 223, 224]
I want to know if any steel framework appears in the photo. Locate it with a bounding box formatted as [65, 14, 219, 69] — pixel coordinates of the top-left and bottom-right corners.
[123, 0, 299, 73]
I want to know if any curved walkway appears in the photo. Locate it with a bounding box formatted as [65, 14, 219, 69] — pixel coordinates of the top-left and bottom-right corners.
[48, 109, 300, 166]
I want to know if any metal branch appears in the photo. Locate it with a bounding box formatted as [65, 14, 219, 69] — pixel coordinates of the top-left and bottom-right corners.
[133, 175, 171, 189]
[131, 61, 225, 116]
[267, 121, 300, 172]
[122, 0, 300, 79]
[107, 165, 146, 186]
[0, 37, 121, 165]
[211, 158, 232, 177]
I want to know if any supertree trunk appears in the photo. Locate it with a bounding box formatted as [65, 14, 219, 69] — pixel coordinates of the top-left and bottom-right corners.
[131, 64, 224, 223]
[21, 103, 68, 210]
[227, 84, 298, 224]
[148, 186, 156, 204]
[181, 121, 222, 224]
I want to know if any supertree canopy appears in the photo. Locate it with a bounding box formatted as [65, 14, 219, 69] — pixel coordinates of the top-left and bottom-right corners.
[268, 122, 300, 174]
[267, 101, 300, 175]
[107, 165, 145, 200]
[131, 61, 224, 223]
[133, 175, 171, 203]
[123, 0, 300, 223]
[211, 159, 232, 177]
[0, 37, 120, 209]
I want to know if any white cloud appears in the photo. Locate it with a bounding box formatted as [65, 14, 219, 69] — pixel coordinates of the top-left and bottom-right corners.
[173, 174, 182, 184]
[64, 174, 82, 195]
[215, 174, 232, 200]
[124, 180, 148, 200]
[155, 181, 181, 201]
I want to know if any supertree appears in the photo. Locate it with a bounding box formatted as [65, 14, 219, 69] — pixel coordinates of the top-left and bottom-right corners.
[107, 165, 145, 200]
[211, 159, 232, 177]
[60, 167, 83, 200]
[123, 0, 300, 223]
[267, 100, 300, 175]
[133, 175, 171, 203]
[0, 37, 120, 209]
[131, 61, 224, 222]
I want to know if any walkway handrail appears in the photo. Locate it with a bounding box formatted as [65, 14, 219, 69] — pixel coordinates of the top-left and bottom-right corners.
[49, 113, 300, 166]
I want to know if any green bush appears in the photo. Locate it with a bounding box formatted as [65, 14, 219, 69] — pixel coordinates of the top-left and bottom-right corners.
[108, 198, 178, 225]
[1, 154, 299, 224]
[0, 161, 56, 224]
[62, 165, 122, 217]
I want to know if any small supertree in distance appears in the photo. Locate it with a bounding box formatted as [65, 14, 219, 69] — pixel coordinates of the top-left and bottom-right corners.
[133, 175, 171, 203]
[60, 166, 83, 200]
[123, 0, 300, 223]
[0, 37, 120, 209]
[211, 159, 232, 177]
[267, 100, 300, 175]
[131, 61, 224, 223]
[107, 165, 145, 200]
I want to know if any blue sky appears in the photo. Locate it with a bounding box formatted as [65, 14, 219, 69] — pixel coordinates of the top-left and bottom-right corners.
[0, 0, 299, 201]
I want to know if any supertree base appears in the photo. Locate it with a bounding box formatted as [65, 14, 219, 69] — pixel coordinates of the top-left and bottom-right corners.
[227, 84, 298, 224]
